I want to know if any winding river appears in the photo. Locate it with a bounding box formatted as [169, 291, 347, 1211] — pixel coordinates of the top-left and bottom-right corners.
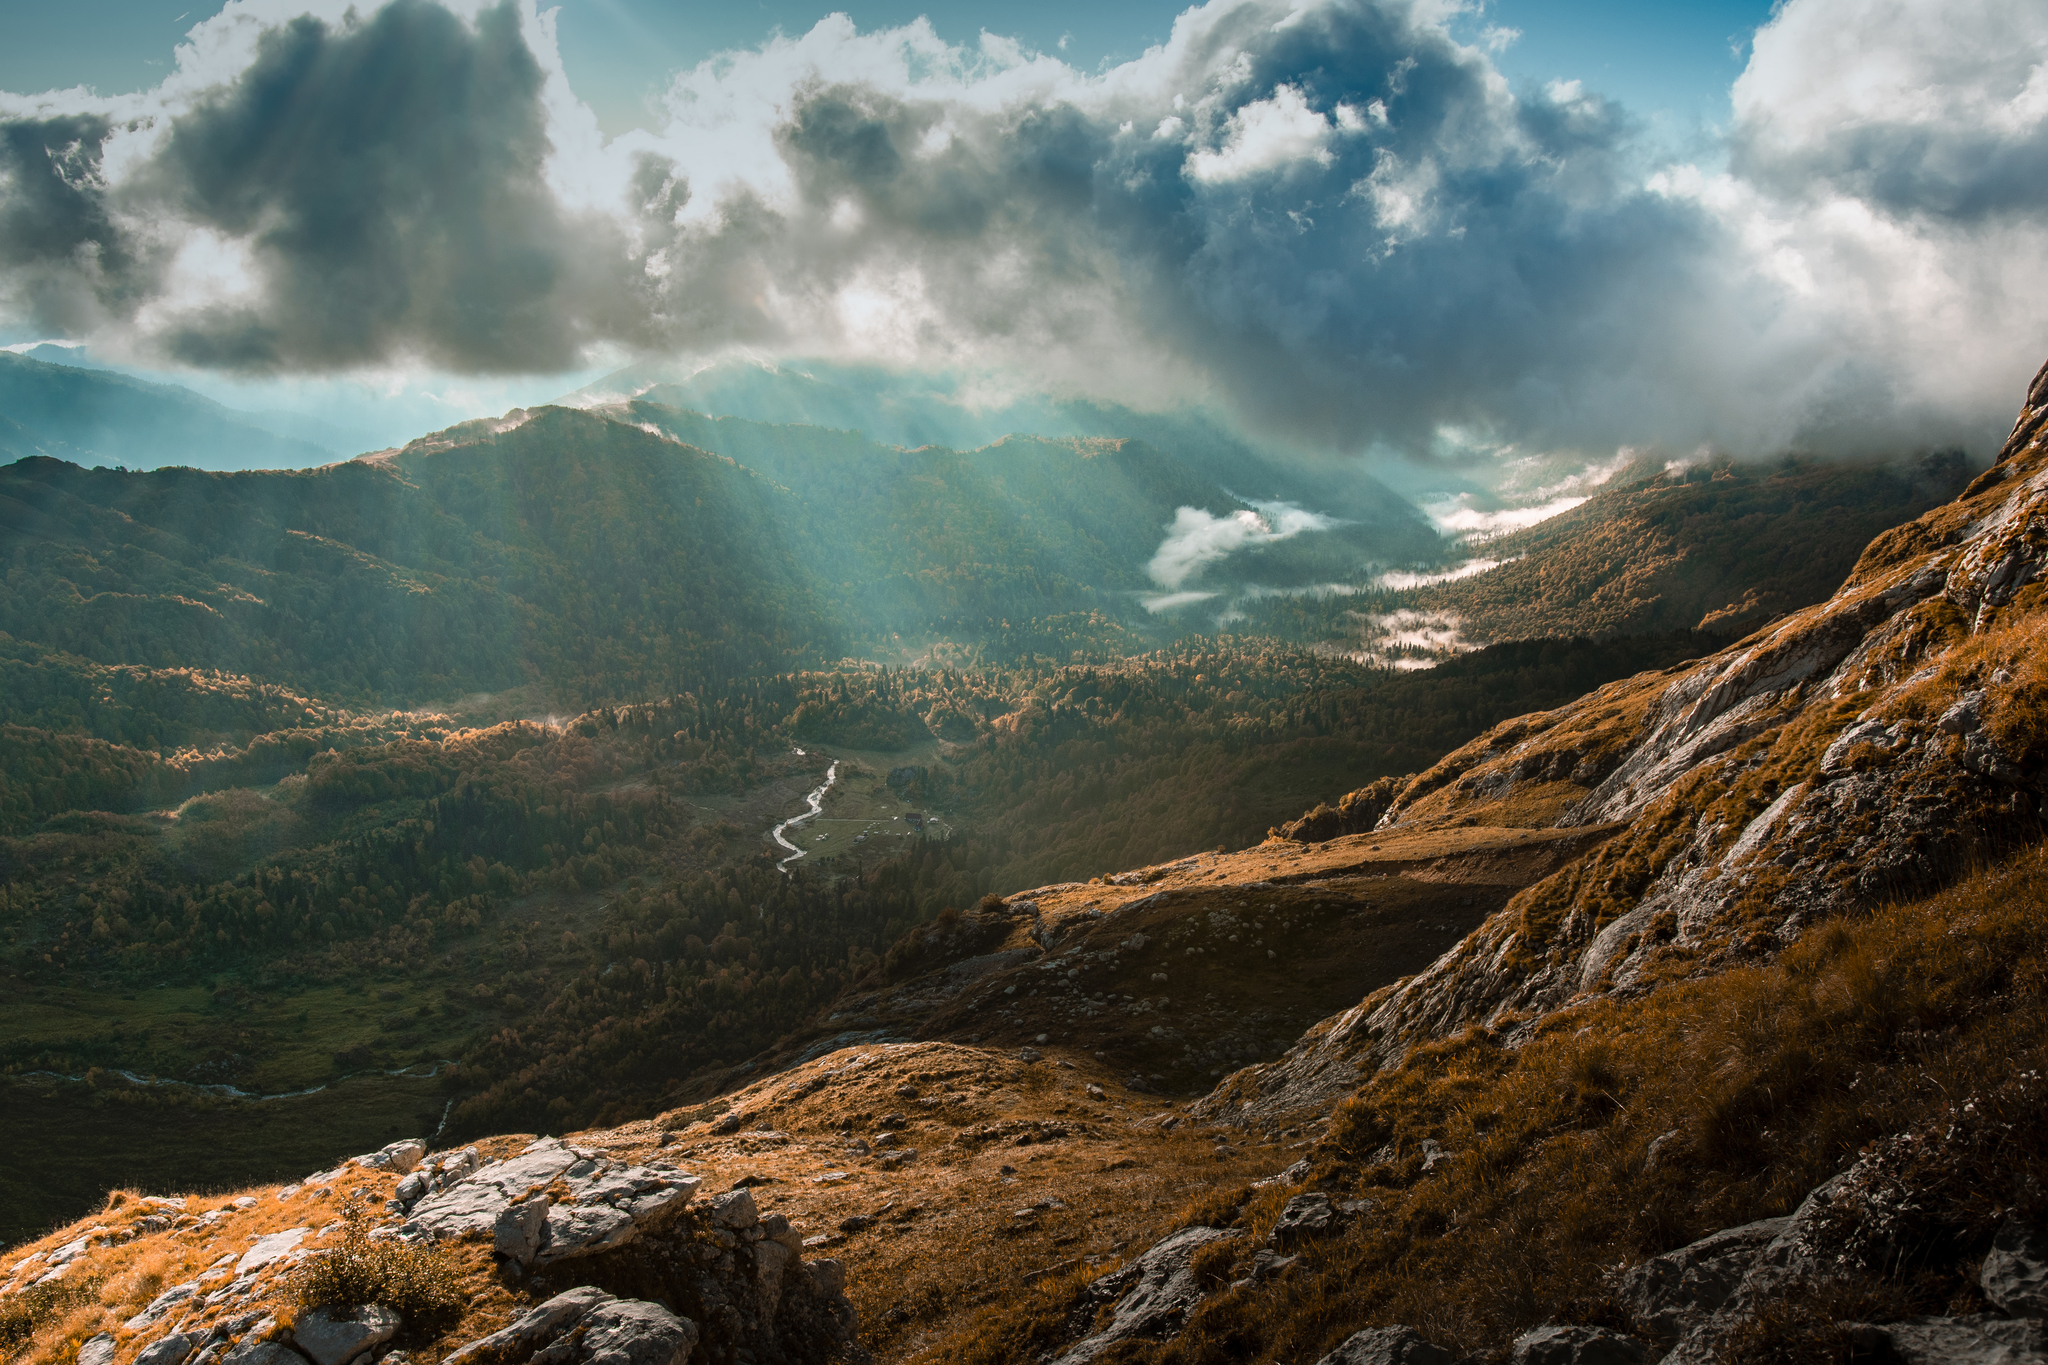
[771, 760, 839, 873]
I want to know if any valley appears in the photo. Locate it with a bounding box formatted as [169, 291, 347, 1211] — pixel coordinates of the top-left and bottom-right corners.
[0, 354, 2035, 1365]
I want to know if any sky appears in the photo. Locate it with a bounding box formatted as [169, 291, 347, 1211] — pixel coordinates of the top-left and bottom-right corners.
[1, 0, 2045, 482]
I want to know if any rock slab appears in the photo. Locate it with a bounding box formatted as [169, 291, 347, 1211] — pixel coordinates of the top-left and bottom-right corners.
[1617, 1217, 1788, 1346]
[1509, 1325, 1647, 1365]
[442, 1288, 694, 1365]
[1312, 1326, 1458, 1365]
[1983, 1218, 2048, 1319]
[1053, 1226, 1240, 1365]
[291, 1305, 401, 1365]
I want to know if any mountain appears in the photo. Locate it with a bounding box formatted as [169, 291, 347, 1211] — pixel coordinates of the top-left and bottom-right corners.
[0, 352, 343, 471]
[0, 409, 831, 708]
[568, 355, 1420, 530]
[1234, 451, 1975, 663]
[7, 358, 2048, 1365]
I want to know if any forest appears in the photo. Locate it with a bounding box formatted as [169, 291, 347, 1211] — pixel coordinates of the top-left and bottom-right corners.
[0, 404, 1973, 1236]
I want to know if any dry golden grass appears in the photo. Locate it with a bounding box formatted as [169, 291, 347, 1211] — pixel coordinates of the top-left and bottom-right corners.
[562, 1041, 1292, 1359]
[911, 843, 2048, 1364]
[0, 1147, 522, 1365]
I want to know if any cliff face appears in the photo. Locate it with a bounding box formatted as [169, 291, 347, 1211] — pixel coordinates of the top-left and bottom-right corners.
[1210, 358, 2048, 1124]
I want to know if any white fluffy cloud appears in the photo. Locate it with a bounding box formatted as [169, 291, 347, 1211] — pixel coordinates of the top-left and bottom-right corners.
[0, 0, 2044, 466]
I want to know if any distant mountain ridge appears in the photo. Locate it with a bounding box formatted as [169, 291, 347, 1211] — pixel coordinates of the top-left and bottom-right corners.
[0, 351, 344, 471]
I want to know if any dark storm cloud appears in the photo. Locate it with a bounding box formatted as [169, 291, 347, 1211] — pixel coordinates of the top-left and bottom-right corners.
[0, 0, 2039, 461]
[149, 0, 609, 370]
[0, 113, 138, 334]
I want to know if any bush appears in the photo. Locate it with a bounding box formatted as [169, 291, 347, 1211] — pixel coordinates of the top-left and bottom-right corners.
[284, 1203, 464, 1318]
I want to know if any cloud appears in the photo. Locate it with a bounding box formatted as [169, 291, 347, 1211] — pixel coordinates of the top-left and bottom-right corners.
[1373, 556, 1509, 589]
[1146, 499, 1337, 589]
[0, 0, 2042, 469]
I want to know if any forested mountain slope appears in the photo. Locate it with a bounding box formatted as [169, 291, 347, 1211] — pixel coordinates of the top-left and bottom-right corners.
[1240, 453, 1975, 656]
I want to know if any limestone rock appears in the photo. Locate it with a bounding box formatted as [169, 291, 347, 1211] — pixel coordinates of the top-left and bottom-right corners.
[1853, 1315, 2048, 1365]
[1053, 1226, 1240, 1365]
[237, 1229, 310, 1275]
[1617, 1216, 1788, 1345]
[353, 1141, 427, 1175]
[442, 1289, 694, 1365]
[1983, 1218, 2048, 1319]
[709, 1189, 758, 1231]
[1509, 1324, 1647, 1365]
[1270, 1193, 1341, 1248]
[1312, 1326, 1457, 1365]
[400, 1138, 698, 1268]
[126, 1280, 201, 1330]
[573, 1299, 697, 1365]
[534, 1202, 638, 1266]
[495, 1200, 549, 1263]
[443, 1287, 612, 1365]
[135, 1333, 197, 1365]
[79, 1334, 117, 1365]
[220, 1342, 309, 1365]
[290, 1305, 401, 1365]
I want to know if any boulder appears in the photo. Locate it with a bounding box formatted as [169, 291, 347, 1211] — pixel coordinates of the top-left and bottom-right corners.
[808, 1259, 847, 1297]
[220, 1343, 308, 1365]
[135, 1333, 197, 1365]
[1983, 1218, 2048, 1319]
[126, 1281, 202, 1330]
[444, 1287, 612, 1365]
[573, 1300, 697, 1365]
[1052, 1226, 1240, 1365]
[534, 1202, 638, 1266]
[1311, 1326, 1457, 1365]
[1723, 1173, 1856, 1312]
[237, 1229, 310, 1275]
[1509, 1325, 1647, 1365]
[1617, 1217, 1788, 1346]
[494, 1200, 549, 1263]
[353, 1141, 427, 1175]
[79, 1334, 117, 1365]
[709, 1189, 759, 1231]
[289, 1305, 401, 1365]
[1852, 1315, 2048, 1364]
[400, 1138, 698, 1268]
[1270, 1193, 1341, 1248]
[442, 1289, 694, 1365]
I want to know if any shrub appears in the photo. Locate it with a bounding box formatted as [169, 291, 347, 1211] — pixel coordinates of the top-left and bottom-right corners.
[284, 1203, 464, 1318]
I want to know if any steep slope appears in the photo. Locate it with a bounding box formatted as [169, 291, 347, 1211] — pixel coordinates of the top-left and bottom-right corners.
[1211, 359, 2048, 1124]
[1403, 452, 1973, 642]
[858, 356, 2048, 1365]
[1240, 454, 1973, 663]
[0, 353, 339, 471]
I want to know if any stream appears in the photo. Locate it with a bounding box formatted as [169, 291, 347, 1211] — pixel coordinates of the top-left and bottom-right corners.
[771, 760, 839, 873]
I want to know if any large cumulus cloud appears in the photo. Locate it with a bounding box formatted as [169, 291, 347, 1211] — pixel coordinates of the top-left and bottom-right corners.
[1, 0, 2044, 463]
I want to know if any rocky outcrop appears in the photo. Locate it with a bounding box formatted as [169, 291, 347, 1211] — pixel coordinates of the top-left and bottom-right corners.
[1207, 360, 2048, 1121]
[1311, 1327, 1457, 1365]
[442, 1288, 695, 1365]
[1508, 1325, 1646, 1365]
[1051, 1226, 1240, 1365]
[289, 1307, 399, 1365]
[1598, 1155, 2048, 1365]
[396, 1138, 700, 1269]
